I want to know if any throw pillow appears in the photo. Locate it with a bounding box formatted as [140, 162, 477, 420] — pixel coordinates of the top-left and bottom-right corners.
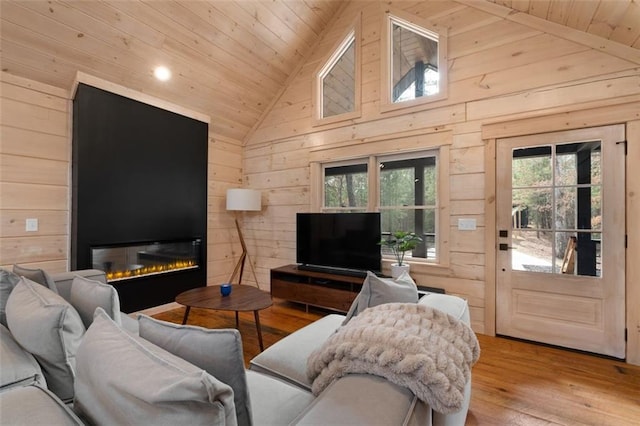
[12, 264, 58, 294]
[0, 269, 21, 327]
[342, 270, 418, 324]
[74, 309, 236, 426]
[5, 277, 85, 402]
[138, 315, 252, 426]
[0, 323, 47, 391]
[70, 275, 121, 328]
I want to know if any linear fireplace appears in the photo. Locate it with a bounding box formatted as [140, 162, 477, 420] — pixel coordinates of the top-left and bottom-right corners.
[72, 83, 208, 312]
[91, 239, 202, 282]
[87, 238, 205, 312]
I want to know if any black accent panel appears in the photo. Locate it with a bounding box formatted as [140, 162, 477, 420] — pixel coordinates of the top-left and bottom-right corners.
[72, 84, 208, 312]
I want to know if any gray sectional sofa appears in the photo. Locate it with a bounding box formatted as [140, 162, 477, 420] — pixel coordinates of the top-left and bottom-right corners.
[0, 268, 476, 425]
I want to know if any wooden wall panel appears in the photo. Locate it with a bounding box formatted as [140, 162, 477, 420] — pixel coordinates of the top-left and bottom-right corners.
[1, 126, 69, 161]
[207, 133, 243, 286]
[0, 73, 70, 273]
[626, 120, 640, 365]
[243, 0, 640, 365]
[1, 72, 244, 293]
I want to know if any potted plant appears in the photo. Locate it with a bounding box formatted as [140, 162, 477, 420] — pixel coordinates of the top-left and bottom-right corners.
[379, 231, 422, 278]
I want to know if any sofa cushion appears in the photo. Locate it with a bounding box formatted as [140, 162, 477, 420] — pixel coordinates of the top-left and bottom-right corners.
[0, 268, 21, 327]
[74, 309, 237, 426]
[418, 293, 470, 324]
[70, 275, 121, 328]
[0, 385, 84, 425]
[50, 269, 107, 303]
[307, 303, 479, 415]
[343, 270, 418, 324]
[245, 370, 314, 426]
[0, 324, 46, 390]
[12, 264, 58, 294]
[250, 314, 345, 390]
[290, 374, 424, 426]
[5, 277, 85, 402]
[138, 315, 251, 426]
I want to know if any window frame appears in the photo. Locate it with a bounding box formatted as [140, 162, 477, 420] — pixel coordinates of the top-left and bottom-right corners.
[378, 152, 440, 262]
[313, 14, 362, 126]
[380, 9, 448, 113]
[314, 148, 450, 268]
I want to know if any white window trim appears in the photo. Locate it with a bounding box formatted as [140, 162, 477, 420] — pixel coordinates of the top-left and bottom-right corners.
[380, 9, 448, 114]
[312, 13, 362, 126]
[377, 151, 441, 264]
[313, 147, 450, 268]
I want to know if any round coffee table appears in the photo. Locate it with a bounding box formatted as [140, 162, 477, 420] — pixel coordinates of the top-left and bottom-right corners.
[176, 285, 273, 351]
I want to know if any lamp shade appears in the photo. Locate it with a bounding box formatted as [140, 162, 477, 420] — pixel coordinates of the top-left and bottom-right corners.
[226, 189, 261, 211]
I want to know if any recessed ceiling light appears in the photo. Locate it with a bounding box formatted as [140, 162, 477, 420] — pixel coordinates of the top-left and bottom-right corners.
[154, 66, 171, 81]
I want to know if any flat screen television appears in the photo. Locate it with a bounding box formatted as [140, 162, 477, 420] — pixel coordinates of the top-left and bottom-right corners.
[296, 212, 381, 276]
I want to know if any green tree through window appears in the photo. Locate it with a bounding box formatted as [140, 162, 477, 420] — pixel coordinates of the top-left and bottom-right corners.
[322, 153, 438, 261]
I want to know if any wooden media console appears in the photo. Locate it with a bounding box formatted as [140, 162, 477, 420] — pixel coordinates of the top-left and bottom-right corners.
[270, 264, 365, 313]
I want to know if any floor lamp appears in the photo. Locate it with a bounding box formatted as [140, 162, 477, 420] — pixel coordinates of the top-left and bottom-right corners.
[226, 188, 261, 286]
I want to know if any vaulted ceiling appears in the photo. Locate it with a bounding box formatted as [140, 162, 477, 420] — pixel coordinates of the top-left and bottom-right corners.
[487, 0, 640, 48]
[1, 1, 638, 142]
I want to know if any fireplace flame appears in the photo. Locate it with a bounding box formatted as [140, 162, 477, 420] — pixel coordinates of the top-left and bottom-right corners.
[106, 260, 196, 281]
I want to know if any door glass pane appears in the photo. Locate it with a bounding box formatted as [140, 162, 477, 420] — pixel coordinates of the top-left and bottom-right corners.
[512, 141, 604, 276]
[555, 150, 577, 186]
[555, 231, 600, 277]
[555, 187, 576, 230]
[556, 142, 601, 185]
[512, 146, 552, 187]
[555, 232, 577, 274]
[591, 191, 602, 231]
[512, 229, 553, 273]
[512, 188, 552, 230]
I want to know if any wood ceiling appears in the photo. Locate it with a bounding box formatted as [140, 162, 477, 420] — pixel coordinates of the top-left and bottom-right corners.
[486, 0, 640, 49]
[1, 1, 638, 142]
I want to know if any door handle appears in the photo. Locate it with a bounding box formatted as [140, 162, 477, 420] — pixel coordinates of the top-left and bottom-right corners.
[499, 243, 513, 251]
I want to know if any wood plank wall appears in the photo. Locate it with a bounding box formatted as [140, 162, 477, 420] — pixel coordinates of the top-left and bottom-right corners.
[242, 0, 640, 362]
[1, 73, 71, 273]
[0, 71, 243, 292]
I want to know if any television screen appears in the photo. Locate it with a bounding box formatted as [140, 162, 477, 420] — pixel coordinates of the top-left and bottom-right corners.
[296, 212, 381, 275]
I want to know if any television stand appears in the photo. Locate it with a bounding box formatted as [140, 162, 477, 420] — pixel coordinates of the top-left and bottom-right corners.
[296, 264, 368, 278]
[270, 264, 365, 313]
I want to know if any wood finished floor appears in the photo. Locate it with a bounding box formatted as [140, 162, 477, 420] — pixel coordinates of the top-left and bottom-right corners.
[152, 299, 640, 426]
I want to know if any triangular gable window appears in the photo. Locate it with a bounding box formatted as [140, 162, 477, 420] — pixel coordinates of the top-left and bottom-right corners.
[382, 12, 447, 111]
[314, 15, 361, 124]
[321, 33, 355, 118]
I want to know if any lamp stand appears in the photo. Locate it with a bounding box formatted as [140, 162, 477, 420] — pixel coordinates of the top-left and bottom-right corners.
[228, 216, 259, 286]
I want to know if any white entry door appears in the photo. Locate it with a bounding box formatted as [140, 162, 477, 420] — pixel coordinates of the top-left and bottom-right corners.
[496, 125, 626, 358]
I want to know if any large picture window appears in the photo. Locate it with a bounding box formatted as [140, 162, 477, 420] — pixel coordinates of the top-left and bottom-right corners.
[321, 151, 440, 263]
[379, 155, 437, 260]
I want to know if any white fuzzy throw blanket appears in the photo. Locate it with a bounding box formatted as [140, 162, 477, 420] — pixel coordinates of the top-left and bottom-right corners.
[306, 303, 480, 414]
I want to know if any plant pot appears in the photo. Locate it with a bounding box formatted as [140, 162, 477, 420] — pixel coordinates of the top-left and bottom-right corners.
[391, 263, 410, 279]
